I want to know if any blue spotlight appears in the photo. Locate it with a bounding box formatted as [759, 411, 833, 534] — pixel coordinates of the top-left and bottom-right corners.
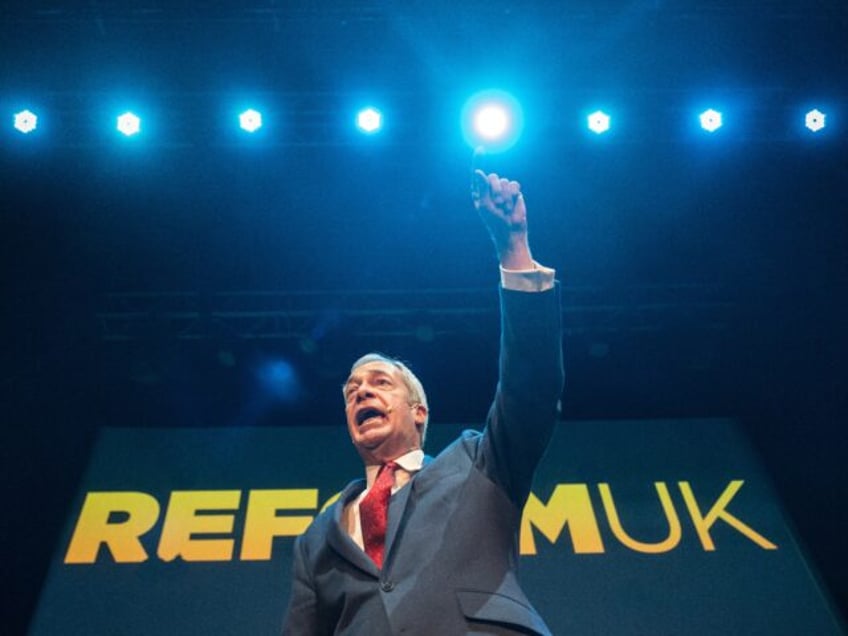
[257, 359, 301, 403]
[116, 111, 141, 136]
[239, 108, 263, 133]
[13, 109, 38, 134]
[805, 109, 826, 133]
[699, 109, 723, 133]
[356, 107, 383, 134]
[587, 110, 611, 134]
[461, 89, 524, 153]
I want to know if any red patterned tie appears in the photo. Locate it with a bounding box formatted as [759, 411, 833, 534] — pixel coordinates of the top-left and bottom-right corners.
[360, 461, 398, 569]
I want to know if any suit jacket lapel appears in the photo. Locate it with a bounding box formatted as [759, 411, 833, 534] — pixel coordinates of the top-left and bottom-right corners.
[384, 480, 413, 555]
[384, 456, 433, 564]
[326, 479, 379, 576]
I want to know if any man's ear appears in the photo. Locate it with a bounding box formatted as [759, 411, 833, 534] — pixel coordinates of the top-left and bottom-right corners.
[412, 403, 428, 426]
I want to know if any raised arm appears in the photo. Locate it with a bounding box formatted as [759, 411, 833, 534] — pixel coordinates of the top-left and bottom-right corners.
[472, 169, 564, 504]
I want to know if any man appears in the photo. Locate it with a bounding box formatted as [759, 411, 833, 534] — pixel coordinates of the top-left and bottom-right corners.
[282, 169, 564, 635]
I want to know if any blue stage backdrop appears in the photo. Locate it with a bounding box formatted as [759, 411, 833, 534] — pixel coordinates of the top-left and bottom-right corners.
[31, 419, 843, 635]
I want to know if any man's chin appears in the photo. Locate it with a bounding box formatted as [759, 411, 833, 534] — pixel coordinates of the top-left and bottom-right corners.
[353, 430, 389, 452]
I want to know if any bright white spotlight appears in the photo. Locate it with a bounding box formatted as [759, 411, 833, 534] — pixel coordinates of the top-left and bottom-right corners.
[239, 109, 263, 133]
[805, 109, 826, 133]
[474, 105, 509, 140]
[13, 110, 38, 134]
[461, 89, 523, 153]
[587, 110, 610, 134]
[699, 109, 722, 133]
[117, 112, 141, 136]
[356, 107, 382, 134]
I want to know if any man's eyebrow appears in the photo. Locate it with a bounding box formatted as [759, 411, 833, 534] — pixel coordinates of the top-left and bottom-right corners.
[344, 368, 393, 387]
[343, 371, 368, 389]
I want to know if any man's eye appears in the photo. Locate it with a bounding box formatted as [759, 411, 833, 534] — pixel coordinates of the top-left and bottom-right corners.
[377, 378, 391, 386]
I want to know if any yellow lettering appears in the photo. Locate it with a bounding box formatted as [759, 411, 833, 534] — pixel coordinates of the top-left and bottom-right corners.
[65, 492, 160, 564]
[599, 482, 681, 553]
[240, 489, 318, 560]
[157, 490, 241, 562]
[679, 480, 777, 551]
[520, 484, 604, 555]
[65, 480, 779, 566]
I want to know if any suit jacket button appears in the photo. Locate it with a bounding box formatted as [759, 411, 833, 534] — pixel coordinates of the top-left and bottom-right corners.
[381, 580, 395, 592]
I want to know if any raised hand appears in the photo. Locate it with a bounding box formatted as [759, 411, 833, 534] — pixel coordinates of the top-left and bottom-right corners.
[471, 169, 533, 270]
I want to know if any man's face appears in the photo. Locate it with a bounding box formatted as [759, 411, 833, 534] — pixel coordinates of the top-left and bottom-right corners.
[344, 360, 427, 464]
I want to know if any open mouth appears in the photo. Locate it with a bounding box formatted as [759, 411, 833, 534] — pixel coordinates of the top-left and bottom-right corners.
[356, 407, 386, 426]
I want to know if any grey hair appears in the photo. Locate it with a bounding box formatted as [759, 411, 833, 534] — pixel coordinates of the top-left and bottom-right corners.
[344, 353, 429, 446]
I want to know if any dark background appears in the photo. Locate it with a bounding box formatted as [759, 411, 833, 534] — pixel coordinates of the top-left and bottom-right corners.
[2, 2, 846, 633]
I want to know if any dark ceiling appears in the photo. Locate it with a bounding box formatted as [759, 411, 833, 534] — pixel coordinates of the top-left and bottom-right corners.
[2, 1, 847, 632]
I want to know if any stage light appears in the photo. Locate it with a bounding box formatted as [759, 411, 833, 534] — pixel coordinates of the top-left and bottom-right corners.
[116, 112, 141, 136]
[475, 104, 509, 140]
[805, 109, 826, 132]
[356, 107, 383, 134]
[587, 110, 610, 134]
[13, 109, 38, 134]
[461, 89, 524, 153]
[257, 358, 301, 403]
[699, 109, 722, 133]
[239, 109, 263, 133]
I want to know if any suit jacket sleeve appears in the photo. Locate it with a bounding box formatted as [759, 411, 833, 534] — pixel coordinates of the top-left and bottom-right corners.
[281, 534, 320, 636]
[478, 283, 564, 505]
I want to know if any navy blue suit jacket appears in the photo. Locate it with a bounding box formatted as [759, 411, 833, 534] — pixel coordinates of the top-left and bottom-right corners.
[282, 286, 564, 635]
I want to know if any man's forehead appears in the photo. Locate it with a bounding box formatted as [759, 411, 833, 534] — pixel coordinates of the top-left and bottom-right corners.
[346, 360, 400, 383]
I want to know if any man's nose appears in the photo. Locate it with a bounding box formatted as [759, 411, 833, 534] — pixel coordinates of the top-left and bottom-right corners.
[355, 384, 375, 401]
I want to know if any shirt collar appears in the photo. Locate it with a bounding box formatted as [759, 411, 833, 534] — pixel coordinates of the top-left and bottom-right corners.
[364, 449, 425, 489]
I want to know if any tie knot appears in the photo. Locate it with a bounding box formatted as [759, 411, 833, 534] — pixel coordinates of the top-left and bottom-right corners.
[372, 461, 398, 492]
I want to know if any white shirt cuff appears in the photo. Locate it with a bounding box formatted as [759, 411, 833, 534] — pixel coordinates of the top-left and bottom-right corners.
[500, 262, 556, 292]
